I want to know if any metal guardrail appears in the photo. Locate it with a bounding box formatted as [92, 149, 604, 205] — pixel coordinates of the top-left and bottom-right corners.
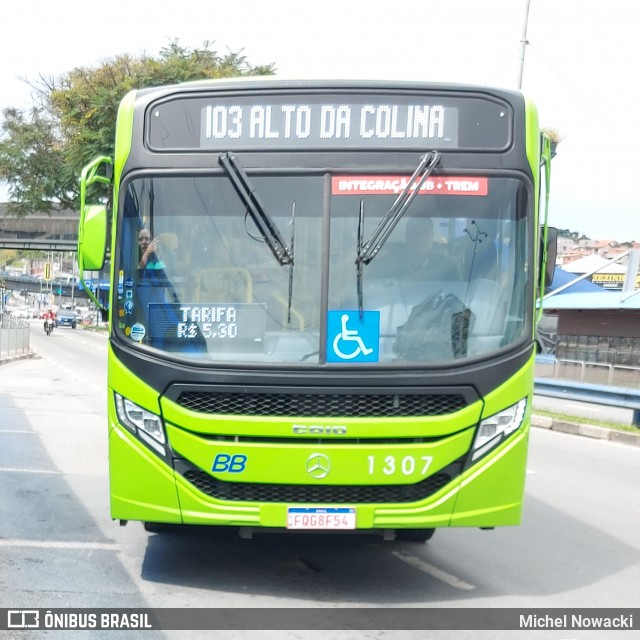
[535, 358, 640, 427]
[535, 356, 640, 389]
[0, 315, 32, 361]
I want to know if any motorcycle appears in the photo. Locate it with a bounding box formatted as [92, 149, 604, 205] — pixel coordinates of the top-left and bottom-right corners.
[44, 318, 54, 336]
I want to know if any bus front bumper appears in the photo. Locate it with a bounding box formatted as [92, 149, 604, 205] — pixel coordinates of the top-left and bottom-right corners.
[108, 421, 529, 531]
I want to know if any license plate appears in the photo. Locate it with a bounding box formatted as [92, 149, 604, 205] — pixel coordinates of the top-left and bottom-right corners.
[286, 507, 356, 530]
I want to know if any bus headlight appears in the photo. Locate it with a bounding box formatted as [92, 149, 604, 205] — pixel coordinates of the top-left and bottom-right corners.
[471, 398, 527, 461]
[114, 393, 166, 455]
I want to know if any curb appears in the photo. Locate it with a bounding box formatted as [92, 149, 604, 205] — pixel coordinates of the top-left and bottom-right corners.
[531, 413, 640, 447]
[0, 351, 37, 366]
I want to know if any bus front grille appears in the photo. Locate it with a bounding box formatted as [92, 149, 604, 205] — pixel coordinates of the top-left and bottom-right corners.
[178, 460, 464, 504]
[176, 390, 467, 417]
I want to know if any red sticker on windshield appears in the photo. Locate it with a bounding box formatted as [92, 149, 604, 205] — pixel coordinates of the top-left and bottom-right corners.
[332, 176, 488, 196]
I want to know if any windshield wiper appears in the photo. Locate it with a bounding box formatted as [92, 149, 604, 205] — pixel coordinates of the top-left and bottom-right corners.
[219, 152, 297, 325]
[286, 202, 296, 324]
[219, 152, 293, 266]
[356, 199, 365, 318]
[355, 151, 441, 316]
[356, 150, 441, 266]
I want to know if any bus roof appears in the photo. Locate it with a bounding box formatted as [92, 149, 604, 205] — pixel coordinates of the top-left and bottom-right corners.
[135, 76, 524, 99]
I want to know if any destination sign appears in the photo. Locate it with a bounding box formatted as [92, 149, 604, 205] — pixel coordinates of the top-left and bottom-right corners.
[201, 103, 456, 147]
[147, 93, 511, 151]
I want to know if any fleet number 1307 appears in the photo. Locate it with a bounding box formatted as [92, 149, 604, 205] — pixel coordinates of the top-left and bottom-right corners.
[367, 455, 433, 476]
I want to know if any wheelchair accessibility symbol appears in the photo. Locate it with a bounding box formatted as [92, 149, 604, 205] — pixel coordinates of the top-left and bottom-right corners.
[327, 310, 379, 363]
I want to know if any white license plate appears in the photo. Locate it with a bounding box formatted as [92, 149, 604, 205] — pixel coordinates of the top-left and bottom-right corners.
[286, 507, 356, 530]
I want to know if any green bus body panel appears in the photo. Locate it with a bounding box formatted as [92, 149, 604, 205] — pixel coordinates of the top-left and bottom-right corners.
[481, 353, 534, 418]
[109, 425, 182, 523]
[108, 353, 535, 529]
[523, 97, 541, 216]
[111, 91, 136, 211]
[450, 430, 529, 526]
[108, 418, 529, 528]
[108, 343, 162, 412]
[107, 91, 137, 331]
[166, 425, 473, 485]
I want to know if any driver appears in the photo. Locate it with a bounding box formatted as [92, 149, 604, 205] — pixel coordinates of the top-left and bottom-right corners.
[392, 216, 460, 280]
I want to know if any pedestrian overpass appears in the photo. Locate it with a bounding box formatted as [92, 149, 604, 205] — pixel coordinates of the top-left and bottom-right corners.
[0, 238, 77, 251]
[0, 274, 92, 299]
[0, 205, 79, 252]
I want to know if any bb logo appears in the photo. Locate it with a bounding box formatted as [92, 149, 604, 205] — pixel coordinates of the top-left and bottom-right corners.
[212, 454, 248, 473]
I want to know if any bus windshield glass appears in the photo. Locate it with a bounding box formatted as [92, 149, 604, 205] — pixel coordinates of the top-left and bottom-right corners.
[116, 172, 529, 365]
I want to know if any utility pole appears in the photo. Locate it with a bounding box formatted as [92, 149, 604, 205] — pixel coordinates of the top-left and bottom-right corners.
[71, 253, 76, 308]
[517, 0, 531, 89]
[622, 249, 640, 296]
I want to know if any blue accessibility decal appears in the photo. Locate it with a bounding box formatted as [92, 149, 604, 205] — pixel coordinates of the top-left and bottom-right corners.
[327, 310, 379, 363]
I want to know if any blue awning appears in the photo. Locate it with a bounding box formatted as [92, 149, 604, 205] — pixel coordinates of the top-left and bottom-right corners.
[548, 267, 602, 294]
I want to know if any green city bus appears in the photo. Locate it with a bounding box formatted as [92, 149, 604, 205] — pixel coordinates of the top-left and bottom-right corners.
[78, 78, 555, 540]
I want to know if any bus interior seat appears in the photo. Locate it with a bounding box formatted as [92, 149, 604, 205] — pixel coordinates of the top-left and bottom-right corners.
[466, 277, 506, 355]
[194, 267, 253, 303]
[156, 232, 178, 251]
[272, 291, 305, 330]
[462, 239, 498, 281]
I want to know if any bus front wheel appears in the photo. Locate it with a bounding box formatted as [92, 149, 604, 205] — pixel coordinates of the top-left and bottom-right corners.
[395, 528, 435, 542]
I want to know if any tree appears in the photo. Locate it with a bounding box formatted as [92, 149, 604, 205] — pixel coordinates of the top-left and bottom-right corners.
[0, 249, 18, 267]
[557, 228, 580, 239]
[0, 40, 275, 216]
[0, 107, 71, 216]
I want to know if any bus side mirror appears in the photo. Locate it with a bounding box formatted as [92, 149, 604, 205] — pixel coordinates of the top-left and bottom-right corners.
[79, 204, 108, 271]
[544, 226, 558, 289]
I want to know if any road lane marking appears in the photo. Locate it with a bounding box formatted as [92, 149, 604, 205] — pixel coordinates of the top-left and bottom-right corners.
[61, 332, 108, 350]
[391, 550, 475, 590]
[0, 539, 118, 551]
[0, 430, 37, 435]
[0, 467, 62, 474]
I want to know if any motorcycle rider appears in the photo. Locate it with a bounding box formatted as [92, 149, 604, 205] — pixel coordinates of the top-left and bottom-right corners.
[43, 308, 56, 333]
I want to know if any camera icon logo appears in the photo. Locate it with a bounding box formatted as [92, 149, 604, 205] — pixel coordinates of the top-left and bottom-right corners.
[8, 610, 39, 628]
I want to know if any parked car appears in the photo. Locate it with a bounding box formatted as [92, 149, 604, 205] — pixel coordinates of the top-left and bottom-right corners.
[74, 305, 91, 319]
[8, 306, 31, 320]
[56, 309, 77, 329]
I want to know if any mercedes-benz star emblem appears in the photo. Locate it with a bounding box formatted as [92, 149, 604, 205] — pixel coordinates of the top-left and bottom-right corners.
[306, 453, 331, 479]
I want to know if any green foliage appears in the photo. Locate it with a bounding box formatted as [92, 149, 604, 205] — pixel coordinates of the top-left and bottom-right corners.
[534, 409, 638, 433]
[0, 107, 71, 215]
[0, 249, 18, 266]
[0, 40, 275, 216]
[541, 127, 564, 144]
[556, 228, 581, 239]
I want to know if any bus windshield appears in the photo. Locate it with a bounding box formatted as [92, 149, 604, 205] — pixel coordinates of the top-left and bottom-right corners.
[116, 172, 529, 365]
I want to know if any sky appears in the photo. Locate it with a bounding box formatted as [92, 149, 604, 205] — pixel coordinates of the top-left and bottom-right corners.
[1, 0, 638, 242]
